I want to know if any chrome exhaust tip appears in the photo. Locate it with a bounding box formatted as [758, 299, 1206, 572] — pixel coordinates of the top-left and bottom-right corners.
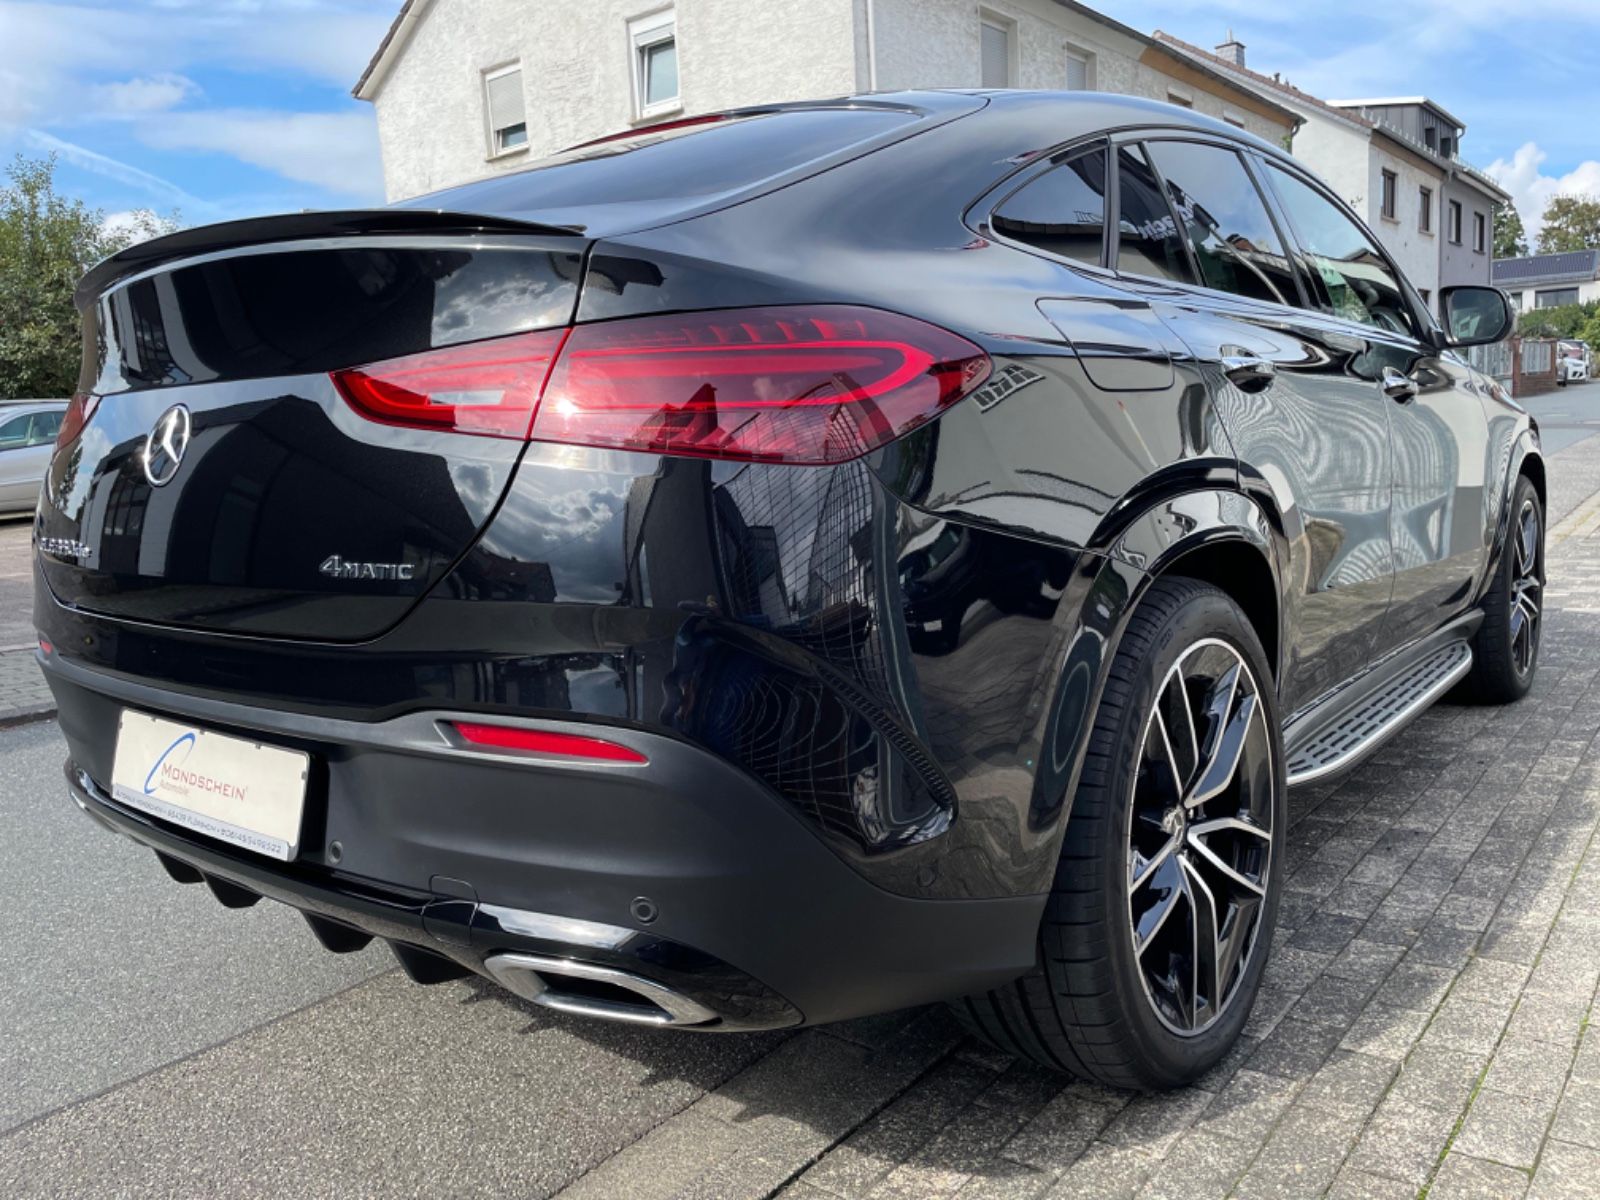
[484, 952, 717, 1027]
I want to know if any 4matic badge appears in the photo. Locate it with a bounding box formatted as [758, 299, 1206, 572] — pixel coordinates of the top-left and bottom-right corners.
[318, 555, 417, 582]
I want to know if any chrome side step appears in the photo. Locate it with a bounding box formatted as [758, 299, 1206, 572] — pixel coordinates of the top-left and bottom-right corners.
[1286, 641, 1473, 787]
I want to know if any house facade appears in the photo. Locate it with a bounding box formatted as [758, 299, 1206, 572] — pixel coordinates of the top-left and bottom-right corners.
[1493, 251, 1600, 313]
[354, 0, 1297, 202]
[1153, 37, 1508, 314]
[1329, 98, 1509, 299]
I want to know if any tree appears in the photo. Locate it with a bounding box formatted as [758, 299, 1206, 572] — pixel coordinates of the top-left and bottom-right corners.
[1537, 193, 1600, 254]
[1494, 203, 1529, 259]
[0, 155, 179, 400]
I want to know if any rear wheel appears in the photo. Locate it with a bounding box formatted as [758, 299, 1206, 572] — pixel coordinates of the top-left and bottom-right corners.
[1458, 475, 1543, 704]
[954, 577, 1284, 1089]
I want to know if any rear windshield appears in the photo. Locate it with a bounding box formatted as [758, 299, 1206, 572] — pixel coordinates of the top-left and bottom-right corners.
[398, 108, 920, 230]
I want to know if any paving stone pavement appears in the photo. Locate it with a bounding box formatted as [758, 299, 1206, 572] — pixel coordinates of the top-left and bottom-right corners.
[543, 473, 1600, 1199]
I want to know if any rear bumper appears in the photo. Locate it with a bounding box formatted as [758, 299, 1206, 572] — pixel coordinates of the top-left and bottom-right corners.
[44, 651, 1043, 1029]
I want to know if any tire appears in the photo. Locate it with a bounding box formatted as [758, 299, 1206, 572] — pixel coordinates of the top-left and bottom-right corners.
[1457, 475, 1543, 704]
[952, 576, 1285, 1090]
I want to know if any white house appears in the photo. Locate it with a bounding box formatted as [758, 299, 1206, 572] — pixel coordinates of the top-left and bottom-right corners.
[354, 0, 1298, 202]
[1493, 251, 1600, 313]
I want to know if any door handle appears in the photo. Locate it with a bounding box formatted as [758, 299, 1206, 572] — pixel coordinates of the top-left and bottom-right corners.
[1381, 366, 1419, 403]
[1221, 354, 1277, 394]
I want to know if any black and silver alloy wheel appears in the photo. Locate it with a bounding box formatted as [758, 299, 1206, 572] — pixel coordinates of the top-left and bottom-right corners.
[953, 577, 1284, 1089]
[1460, 474, 1544, 705]
[1127, 639, 1274, 1036]
[1509, 497, 1542, 676]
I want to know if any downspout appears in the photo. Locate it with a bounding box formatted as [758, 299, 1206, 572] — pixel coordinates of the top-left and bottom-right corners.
[864, 0, 878, 90]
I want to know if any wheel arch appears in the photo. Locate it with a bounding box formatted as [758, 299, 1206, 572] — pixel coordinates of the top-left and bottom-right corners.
[1027, 487, 1285, 839]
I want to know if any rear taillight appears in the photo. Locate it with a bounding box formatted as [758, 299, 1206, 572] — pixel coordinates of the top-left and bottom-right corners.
[331, 306, 989, 464]
[57, 392, 98, 448]
[535, 306, 990, 465]
[331, 328, 568, 440]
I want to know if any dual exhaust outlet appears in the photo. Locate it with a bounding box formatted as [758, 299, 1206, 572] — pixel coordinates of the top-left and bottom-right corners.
[484, 952, 717, 1027]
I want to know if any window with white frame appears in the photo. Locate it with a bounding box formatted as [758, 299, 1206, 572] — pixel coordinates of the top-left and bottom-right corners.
[483, 64, 527, 156]
[1063, 46, 1092, 91]
[629, 9, 679, 119]
[980, 16, 1012, 88]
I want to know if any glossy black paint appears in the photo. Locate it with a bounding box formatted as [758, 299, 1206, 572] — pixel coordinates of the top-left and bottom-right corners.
[37, 92, 1540, 1022]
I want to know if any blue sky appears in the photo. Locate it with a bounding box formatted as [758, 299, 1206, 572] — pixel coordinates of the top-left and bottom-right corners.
[2, 0, 1596, 242]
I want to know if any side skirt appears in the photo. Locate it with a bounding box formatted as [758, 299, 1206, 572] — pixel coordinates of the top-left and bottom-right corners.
[1283, 615, 1481, 788]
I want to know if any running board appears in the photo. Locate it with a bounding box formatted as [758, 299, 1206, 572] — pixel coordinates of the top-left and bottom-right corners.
[1286, 641, 1473, 787]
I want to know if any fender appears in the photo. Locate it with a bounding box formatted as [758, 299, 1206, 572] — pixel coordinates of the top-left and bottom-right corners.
[1025, 487, 1284, 847]
[1478, 424, 1544, 607]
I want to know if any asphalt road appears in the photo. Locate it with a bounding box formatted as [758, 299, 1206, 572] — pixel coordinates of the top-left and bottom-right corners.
[1522, 378, 1600, 455]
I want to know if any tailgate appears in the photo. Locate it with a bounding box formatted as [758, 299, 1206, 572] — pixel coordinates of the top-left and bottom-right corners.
[38, 218, 586, 640]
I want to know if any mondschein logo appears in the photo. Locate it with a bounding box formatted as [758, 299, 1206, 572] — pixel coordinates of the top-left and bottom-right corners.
[144, 732, 251, 802]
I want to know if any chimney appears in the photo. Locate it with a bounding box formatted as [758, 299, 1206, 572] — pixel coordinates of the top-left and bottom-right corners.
[1215, 29, 1246, 67]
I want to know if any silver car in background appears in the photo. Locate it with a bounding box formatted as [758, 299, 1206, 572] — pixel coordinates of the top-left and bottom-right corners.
[0, 400, 67, 515]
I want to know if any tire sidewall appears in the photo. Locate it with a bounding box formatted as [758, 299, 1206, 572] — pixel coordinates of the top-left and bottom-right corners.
[1097, 587, 1286, 1086]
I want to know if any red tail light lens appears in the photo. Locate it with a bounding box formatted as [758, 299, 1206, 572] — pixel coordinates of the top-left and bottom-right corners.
[533, 306, 990, 465]
[452, 721, 648, 763]
[331, 328, 569, 439]
[57, 392, 98, 448]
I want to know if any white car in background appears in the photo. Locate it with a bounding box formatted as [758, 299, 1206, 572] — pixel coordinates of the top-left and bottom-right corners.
[0, 400, 67, 515]
[1557, 340, 1591, 385]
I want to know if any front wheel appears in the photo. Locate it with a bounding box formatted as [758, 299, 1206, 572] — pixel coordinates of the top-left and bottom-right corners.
[1458, 475, 1543, 704]
[954, 577, 1284, 1089]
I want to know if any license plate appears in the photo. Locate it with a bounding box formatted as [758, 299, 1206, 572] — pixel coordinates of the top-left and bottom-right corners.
[111, 711, 309, 861]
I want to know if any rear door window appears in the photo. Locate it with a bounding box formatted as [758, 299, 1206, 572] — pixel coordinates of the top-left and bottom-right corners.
[1266, 165, 1420, 338]
[991, 146, 1108, 265]
[1115, 145, 1193, 283]
[1143, 140, 1301, 307]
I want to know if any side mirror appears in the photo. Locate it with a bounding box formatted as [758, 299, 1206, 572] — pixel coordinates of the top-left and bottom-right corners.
[1438, 285, 1514, 348]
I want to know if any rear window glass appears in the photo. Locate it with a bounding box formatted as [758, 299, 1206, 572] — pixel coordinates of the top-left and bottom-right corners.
[991, 146, 1108, 265]
[403, 109, 918, 218]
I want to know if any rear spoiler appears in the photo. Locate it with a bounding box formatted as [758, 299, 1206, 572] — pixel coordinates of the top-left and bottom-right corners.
[76, 207, 582, 310]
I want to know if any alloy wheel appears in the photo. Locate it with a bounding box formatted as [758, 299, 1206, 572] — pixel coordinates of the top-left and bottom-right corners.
[1126, 638, 1275, 1036]
[1510, 498, 1542, 676]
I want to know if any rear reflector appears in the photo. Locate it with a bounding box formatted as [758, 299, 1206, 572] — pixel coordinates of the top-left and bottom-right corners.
[452, 722, 648, 764]
[331, 306, 989, 463]
[533, 306, 991, 465]
[331, 328, 568, 440]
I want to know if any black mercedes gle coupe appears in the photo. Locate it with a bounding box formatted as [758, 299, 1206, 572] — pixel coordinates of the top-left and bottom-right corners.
[35, 91, 1540, 1090]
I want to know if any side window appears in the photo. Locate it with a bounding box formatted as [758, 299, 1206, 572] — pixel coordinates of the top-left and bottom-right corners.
[1267, 165, 1419, 337]
[1115, 144, 1193, 283]
[29, 411, 62, 446]
[0, 413, 32, 449]
[991, 146, 1108, 265]
[1143, 140, 1301, 307]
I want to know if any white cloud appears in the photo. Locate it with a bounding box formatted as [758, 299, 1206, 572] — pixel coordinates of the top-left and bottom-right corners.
[1485, 142, 1600, 246]
[88, 74, 201, 118]
[138, 109, 383, 200]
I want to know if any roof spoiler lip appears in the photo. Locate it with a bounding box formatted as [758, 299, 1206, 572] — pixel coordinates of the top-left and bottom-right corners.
[75, 206, 584, 311]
